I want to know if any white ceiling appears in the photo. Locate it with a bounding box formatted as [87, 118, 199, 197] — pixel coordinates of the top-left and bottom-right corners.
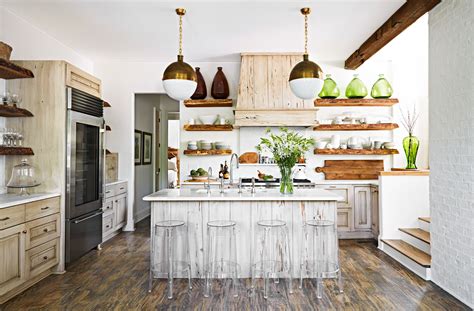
[2, 0, 405, 63]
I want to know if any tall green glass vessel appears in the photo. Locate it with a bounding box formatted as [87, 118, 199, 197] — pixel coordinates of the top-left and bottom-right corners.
[403, 134, 419, 169]
[318, 74, 340, 98]
[345, 74, 368, 98]
[371, 74, 393, 98]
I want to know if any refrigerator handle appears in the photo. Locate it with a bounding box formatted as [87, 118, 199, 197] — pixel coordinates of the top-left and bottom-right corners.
[73, 211, 104, 224]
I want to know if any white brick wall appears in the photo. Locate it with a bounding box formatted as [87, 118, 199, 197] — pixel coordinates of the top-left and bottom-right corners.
[429, 0, 474, 308]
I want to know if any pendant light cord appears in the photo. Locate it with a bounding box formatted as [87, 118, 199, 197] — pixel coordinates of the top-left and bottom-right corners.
[178, 14, 183, 56]
[304, 13, 308, 55]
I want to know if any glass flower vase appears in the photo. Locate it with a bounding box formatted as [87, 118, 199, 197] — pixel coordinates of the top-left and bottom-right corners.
[345, 74, 368, 98]
[403, 135, 419, 169]
[318, 74, 340, 98]
[371, 74, 393, 98]
[279, 165, 294, 194]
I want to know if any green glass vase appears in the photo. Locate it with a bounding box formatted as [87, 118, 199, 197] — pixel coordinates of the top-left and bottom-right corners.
[371, 74, 393, 98]
[318, 74, 340, 98]
[403, 135, 419, 169]
[345, 74, 368, 98]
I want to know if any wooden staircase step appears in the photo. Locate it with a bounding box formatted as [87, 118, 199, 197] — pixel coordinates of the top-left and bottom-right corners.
[399, 228, 430, 244]
[418, 217, 431, 223]
[382, 239, 431, 267]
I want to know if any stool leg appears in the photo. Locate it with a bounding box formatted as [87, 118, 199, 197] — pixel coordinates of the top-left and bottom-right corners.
[285, 226, 293, 294]
[204, 226, 211, 298]
[316, 277, 323, 299]
[167, 228, 174, 299]
[299, 224, 307, 289]
[185, 225, 193, 290]
[337, 269, 344, 293]
[262, 227, 269, 299]
[148, 225, 154, 293]
[232, 226, 239, 298]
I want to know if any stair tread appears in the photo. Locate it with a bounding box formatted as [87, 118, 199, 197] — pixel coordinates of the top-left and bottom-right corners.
[382, 239, 431, 267]
[419, 217, 431, 223]
[399, 228, 431, 244]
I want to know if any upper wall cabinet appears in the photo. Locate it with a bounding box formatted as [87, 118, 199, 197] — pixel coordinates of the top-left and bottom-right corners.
[65, 63, 101, 98]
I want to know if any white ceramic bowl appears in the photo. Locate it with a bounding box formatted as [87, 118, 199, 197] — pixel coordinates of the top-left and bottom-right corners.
[315, 141, 327, 149]
[199, 115, 217, 125]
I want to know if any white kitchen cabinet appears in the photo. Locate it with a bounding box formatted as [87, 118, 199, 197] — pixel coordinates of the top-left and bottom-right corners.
[103, 181, 128, 242]
[319, 185, 354, 209]
[114, 194, 127, 229]
[0, 224, 26, 296]
[337, 208, 353, 232]
[371, 186, 379, 238]
[354, 186, 372, 230]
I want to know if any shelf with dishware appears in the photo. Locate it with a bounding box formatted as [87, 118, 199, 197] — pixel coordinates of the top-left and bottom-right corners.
[0, 105, 33, 117]
[314, 148, 399, 155]
[313, 123, 399, 131]
[183, 124, 233, 131]
[314, 98, 399, 107]
[183, 99, 233, 108]
[183, 149, 232, 156]
[0, 146, 34, 155]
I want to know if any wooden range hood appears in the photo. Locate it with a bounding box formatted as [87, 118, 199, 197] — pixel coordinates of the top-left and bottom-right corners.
[235, 52, 318, 127]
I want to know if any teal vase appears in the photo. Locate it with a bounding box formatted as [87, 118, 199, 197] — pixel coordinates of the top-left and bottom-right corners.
[345, 74, 368, 98]
[403, 135, 419, 169]
[371, 74, 393, 98]
[318, 74, 340, 98]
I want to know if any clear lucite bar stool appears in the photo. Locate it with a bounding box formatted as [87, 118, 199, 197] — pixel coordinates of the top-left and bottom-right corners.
[251, 220, 293, 299]
[204, 220, 240, 298]
[149, 220, 192, 299]
[299, 219, 343, 299]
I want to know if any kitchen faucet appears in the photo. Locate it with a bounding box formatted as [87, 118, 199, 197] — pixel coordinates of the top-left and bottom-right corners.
[206, 167, 213, 194]
[229, 153, 239, 185]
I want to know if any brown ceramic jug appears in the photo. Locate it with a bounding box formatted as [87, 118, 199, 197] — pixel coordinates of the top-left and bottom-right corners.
[211, 67, 229, 99]
[190, 67, 207, 99]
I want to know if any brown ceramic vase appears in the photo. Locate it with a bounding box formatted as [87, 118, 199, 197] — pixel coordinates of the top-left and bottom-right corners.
[190, 67, 207, 99]
[211, 67, 229, 99]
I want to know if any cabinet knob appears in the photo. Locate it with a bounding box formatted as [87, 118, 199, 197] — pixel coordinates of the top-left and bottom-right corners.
[43, 256, 48, 260]
[22, 230, 27, 234]
[43, 228, 49, 233]
[0, 217, 10, 221]
[41, 206, 50, 211]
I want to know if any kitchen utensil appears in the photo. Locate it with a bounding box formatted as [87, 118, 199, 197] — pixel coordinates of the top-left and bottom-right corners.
[7, 159, 41, 195]
[315, 141, 327, 149]
[331, 135, 341, 149]
[382, 142, 396, 149]
[199, 115, 217, 125]
[293, 167, 308, 180]
[373, 141, 383, 149]
[315, 160, 384, 180]
[362, 140, 373, 149]
[239, 152, 258, 164]
[219, 117, 226, 125]
[347, 136, 365, 149]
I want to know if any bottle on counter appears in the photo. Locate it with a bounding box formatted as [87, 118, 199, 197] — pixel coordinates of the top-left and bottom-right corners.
[219, 164, 224, 179]
[223, 161, 230, 179]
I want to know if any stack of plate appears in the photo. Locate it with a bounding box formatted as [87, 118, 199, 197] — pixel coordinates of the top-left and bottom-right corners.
[215, 141, 230, 150]
[199, 140, 212, 150]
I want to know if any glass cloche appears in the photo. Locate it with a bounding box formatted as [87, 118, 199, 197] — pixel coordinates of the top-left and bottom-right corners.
[7, 159, 41, 195]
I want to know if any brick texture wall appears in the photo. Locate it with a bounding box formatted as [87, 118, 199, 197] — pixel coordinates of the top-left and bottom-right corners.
[429, 0, 473, 308]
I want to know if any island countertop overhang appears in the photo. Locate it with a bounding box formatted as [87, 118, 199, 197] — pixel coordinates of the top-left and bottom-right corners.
[143, 188, 342, 202]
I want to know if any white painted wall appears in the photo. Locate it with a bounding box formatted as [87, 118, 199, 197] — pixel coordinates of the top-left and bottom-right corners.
[429, 0, 474, 308]
[168, 120, 180, 149]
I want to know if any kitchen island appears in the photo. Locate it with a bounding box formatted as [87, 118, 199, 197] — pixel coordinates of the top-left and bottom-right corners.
[144, 188, 341, 278]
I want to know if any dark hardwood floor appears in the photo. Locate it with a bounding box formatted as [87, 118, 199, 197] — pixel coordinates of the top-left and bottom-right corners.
[2, 218, 468, 310]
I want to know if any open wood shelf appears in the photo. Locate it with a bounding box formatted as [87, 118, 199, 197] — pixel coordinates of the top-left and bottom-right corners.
[184, 99, 233, 108]
[313, 123, 399, 131]
[183, 124, 233, 131]
[314, 98, 398, 107]
[103, 101, 111, 108]
[0, 105, 33, 117]
[183, 149, 232, 156]
[314, 148, 399, 155]
[0, 59, 34, 79]
[0, 146, 34, 155]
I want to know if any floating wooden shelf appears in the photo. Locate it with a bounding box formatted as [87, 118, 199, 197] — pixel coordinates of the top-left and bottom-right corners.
[314, 148, 399, 155]
[0, 59, 34, 79]
[103, 101, 111, 108]
[183, 124, 233, 131]
[184, 99, 233, 108]
[105, 125, 111, 131]
[314, 123, 399, 131]
[314, 98, 398, 107]
[0, 105, 33, 117]
[183, 149, 232, 156]
[0, 146, 34, 155]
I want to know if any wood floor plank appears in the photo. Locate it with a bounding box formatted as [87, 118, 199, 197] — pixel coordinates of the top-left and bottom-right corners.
[399, 228, 431, 244]
[1, 219, 468, 310]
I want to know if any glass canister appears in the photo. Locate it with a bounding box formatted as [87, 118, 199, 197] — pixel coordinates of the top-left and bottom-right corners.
[371, 74, 393, 98]
[7, 159, 41, 195]
[345, 74, 368, 98]
[318, 74, 340, 98]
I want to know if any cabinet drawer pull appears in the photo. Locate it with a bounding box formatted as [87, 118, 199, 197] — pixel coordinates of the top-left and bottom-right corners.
[43, 228, 49, 233]
[41, 206, 50, 210]
[22, 230, 27, 234]
[119, 187, 125, 190]
[43, 256, 48, 260]
[0, 217, 10, 221]
[106, 225, 110, 228]
[106, 191, 111, 194]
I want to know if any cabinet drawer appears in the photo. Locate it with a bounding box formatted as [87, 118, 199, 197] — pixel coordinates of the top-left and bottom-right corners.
[337, 208, 353, 232]
[25, 213, 60, 250]
[0, 205, 25, 230]
[25, 197, 60, 222]
[25, 238, 59, 279]
[104, 185, 115, 199]
[114, 182, 127, 196]
[103, 213, 115, 237]
[103, 198, 114, 214]
[319, 185, 353, 208]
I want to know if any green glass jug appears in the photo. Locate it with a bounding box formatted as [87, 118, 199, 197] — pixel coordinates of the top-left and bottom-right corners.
[318, 74, 340, 98]
[371, 74, 393, 98]
[345, 74, 368, 98]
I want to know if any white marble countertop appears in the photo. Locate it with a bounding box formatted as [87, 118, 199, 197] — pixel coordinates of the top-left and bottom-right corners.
[144, 188, 342, 202]
[181, 180, 379, 186]
[0, 193, 60, 209]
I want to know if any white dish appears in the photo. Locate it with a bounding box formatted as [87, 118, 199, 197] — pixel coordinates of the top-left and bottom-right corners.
[199, 115, 217, 125]
[188, 175, 210, 181]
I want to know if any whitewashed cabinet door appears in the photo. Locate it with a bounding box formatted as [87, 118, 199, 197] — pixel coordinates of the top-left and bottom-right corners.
[371, 187, 379, 237]
[114, 194, 127, 228]
[0, 224, 26, 296]
[354, 186, 372, 230]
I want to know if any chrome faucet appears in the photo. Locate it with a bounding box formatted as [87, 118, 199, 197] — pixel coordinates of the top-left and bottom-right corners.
[219, 177, 225, 194]
[229, 153, 239, 185]
[206, 167, 213, 194]
[238, 178, 243, 194]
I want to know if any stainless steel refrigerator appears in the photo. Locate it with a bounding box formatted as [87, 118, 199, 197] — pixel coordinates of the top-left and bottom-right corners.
[65, 87, 104, 264]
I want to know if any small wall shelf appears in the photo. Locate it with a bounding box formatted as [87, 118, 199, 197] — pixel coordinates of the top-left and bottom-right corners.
[184, 149, 232, 156]
[183, 124, 233, 131]
[0, 59, 34, 79]
[184, 99, 233, 108]
[103, 101, 111, 108]
[0, 146, 34, 155]
[105, 125, 111, 131]
[0, 105, 33, 117]
[314, 148, 399, 155]
[314, 98, 398, 107]
[313, 123, 399, 131]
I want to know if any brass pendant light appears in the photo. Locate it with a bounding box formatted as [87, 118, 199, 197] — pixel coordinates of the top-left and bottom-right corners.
[289, 7, 324, 100]
[162, 8, 197, 101]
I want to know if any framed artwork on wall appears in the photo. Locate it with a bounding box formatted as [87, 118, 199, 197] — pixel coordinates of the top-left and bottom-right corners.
[134, 130, 142, 165]
[142, 132, 153, 165]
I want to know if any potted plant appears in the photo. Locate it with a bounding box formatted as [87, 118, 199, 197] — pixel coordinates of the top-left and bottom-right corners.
[400, 105, 420, 169]
[257, 128, 314, 194]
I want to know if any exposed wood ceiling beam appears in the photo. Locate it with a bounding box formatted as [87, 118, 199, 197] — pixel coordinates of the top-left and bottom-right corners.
[344, 0, 441, 70]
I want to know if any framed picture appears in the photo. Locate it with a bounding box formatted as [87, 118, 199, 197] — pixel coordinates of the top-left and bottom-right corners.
[142, 132, 153, 165]
[134, 130, 142, 165]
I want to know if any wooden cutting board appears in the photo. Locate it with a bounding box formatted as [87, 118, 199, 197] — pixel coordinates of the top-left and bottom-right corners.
[315, 160, 384, 180]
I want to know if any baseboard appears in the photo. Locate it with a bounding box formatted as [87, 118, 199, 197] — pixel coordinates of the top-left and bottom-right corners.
[135, 209, 150, 223]
[431, 278, 473, 309]
[0, 269, 52, 304]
